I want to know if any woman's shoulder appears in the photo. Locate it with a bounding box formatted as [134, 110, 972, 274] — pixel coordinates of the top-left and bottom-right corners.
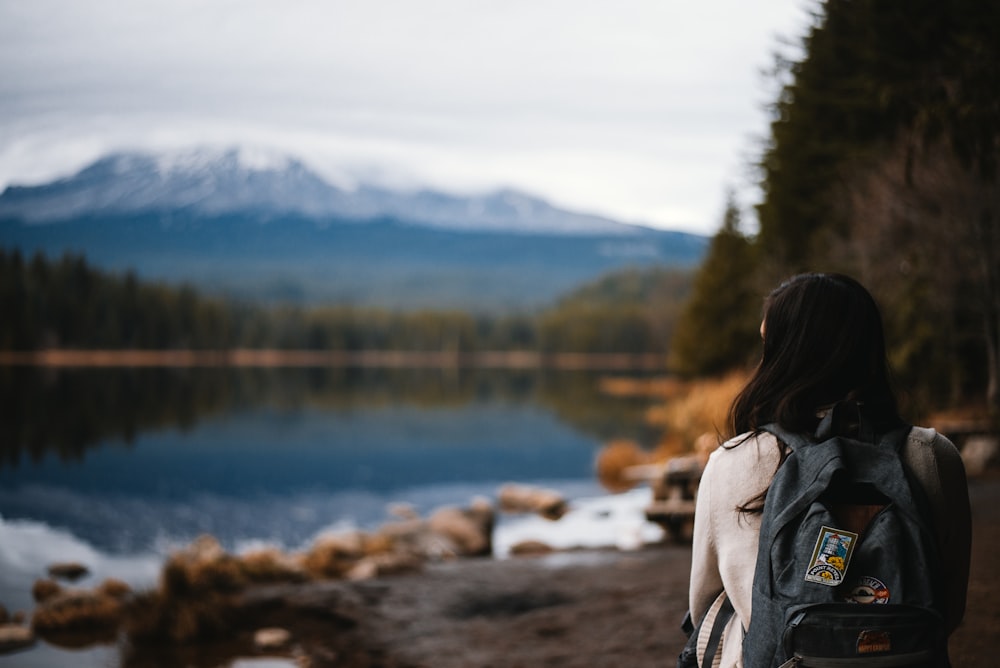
[705, 430, 784, 476]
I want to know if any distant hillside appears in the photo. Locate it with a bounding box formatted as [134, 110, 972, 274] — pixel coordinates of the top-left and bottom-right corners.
[0, 148, 707, 310]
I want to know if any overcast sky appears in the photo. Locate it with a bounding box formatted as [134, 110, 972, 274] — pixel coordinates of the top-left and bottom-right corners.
[0, 0, 811, 234]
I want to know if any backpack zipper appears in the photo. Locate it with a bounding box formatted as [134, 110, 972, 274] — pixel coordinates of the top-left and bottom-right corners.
[778, 650, 933, 667]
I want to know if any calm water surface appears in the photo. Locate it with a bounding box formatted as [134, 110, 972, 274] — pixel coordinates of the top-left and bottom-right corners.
[0, 365, 663, 667]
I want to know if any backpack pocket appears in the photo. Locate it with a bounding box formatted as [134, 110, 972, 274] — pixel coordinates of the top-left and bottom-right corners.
[780, 603, 944, 667]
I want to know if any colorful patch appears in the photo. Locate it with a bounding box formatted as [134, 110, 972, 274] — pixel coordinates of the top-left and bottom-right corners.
[804, 526, 858, 586]
[857, 629, 892, 654]
[844, 575, 891, 604]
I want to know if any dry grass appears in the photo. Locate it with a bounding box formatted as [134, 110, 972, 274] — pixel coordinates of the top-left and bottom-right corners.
[646, 371, 747, 461]
[595, 440, 651, 493]
[593, 373, 748, 492]
[598, 376, 686, 399]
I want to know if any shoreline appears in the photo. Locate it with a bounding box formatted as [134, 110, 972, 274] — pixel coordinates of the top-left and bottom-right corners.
[4, 473, 997, 666]
[0, 349, 668, 370]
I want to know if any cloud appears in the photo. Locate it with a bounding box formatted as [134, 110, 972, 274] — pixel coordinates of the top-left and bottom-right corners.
[0, 0, 809, 233]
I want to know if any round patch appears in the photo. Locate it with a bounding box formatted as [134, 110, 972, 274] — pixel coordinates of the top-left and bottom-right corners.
[808, 564, 842, 583]
[845, 575, 890, 604]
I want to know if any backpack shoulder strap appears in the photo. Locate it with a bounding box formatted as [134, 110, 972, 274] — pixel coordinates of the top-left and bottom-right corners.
[677, 592, 736, 668]
[760, 422, 811, 452]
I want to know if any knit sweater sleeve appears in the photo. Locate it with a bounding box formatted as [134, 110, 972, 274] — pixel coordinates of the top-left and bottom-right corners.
[689, 449, 723, 622]
[689, 432, 782, 629]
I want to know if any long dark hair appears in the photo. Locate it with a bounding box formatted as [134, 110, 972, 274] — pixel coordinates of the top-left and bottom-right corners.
[728, 273, 902, 511]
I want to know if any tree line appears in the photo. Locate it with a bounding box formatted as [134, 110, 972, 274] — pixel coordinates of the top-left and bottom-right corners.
[0, 248, 692, 357]
[671, 0, 1000, 418]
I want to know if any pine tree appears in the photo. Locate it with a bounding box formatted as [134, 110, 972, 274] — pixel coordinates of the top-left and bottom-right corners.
[669, 198, 761, 377]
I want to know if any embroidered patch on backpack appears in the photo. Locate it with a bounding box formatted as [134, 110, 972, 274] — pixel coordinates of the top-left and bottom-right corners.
[844, 575, 891, 604]
[805, 526, 858, 586]
[857, 629, 892, 654]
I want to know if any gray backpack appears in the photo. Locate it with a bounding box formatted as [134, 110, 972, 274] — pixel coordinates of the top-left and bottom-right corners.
[743, 403, 947, 667]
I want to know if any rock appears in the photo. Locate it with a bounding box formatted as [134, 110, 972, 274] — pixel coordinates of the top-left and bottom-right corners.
[345, 558, 380, 582]
[509, 540, 555, 556]
[498, 483, 568, 520]
[187, 534, 226, 562]
[31, 589, 123, 634]
[97, 578, 132, 600]
[47, 562, 90, 581]
[254, 626, 292, 650]
[301, 531, 369, 579]
[0, 603, 7, 624]
[240, 548, 309, 584]
[0, 624, 35, 654]
[428, 502, 494, 557]
[346, 553, 423, 581]
[32, 579, 62, 603]
[375, 518, 436, 557]
[162, 535, 247, 595]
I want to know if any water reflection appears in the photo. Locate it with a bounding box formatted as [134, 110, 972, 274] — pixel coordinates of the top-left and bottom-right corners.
[0, 366, 662, 468]
[0, 366, 665, 668]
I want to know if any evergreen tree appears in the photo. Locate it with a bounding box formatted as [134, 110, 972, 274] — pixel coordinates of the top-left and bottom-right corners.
[746, 0, 1000, 415]
[669, 198, 761, 376]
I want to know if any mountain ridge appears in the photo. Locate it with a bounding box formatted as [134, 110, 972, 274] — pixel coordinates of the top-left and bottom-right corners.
[0, 147, 707, 311]
[0, 147, 652, 236]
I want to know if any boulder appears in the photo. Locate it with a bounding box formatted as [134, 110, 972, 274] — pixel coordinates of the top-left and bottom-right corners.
[31, 579, 62, 603]
[97, 578, 132, 600]
[253, 626, 292, 650]
[172, 534, 226, 565]
[509, 540, 555, 556]
[0, 624, 35, 654]
[346, 553, 423, 581]
[498, 483, 568, 520]
[428, 500, 494, 557]
[239, 548, 309, 584]
[31, 589, 123, 635]
[375, 518, 436, 558]
[301, 531, 369, 579]
[161, 535, 252, 595]
[47, 562, 90, 582]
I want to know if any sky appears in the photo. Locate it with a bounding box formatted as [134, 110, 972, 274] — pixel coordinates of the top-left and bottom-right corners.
[0, 0, 812, 235]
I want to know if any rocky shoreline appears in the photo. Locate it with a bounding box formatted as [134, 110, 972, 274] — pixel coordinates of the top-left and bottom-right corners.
[3, 472, 999, 667]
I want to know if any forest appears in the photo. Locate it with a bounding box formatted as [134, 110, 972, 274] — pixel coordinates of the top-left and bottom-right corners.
[0, 247, 691, 357]
[672, 0, 1000, 419]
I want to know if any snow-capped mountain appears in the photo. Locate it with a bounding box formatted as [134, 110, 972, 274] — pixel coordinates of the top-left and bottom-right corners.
[0, 147, 643, 235]
[0, 147, 707, 309]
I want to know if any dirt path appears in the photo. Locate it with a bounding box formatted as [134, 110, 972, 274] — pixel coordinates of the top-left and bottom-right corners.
[949, 472, 1000, 664]
[366, 547, 691, 668]
[117, 473, 999, 668]
[353, 473, 998, 667]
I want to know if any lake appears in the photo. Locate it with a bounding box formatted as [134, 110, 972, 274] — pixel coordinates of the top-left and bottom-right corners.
[0, 364, 666, 667]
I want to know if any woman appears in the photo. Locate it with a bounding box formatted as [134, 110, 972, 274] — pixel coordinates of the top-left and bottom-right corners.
[687, 273, 971, 667]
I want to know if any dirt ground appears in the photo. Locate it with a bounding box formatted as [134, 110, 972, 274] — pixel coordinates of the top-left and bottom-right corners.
[112, 472, 998, 668]
[254, 472, 998, 668]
